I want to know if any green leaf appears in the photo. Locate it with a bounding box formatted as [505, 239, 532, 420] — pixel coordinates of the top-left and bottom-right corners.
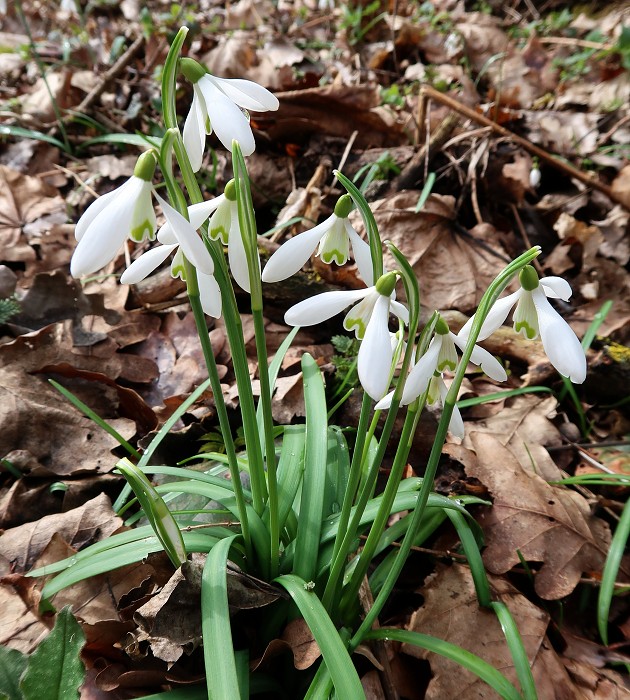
[364, 629, 521, 700]
[201, 536, 243, 700]
[20, 608, 85, 700]
[78, 133, 162, 150]
[275, 575, 366, 699]
[0, 646, 28, 700]
[0, 125, 67, 151]
[293, 354, 328, 583]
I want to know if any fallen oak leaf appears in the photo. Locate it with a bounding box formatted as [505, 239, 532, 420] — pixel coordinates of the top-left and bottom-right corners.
[466, 432, 613, 599]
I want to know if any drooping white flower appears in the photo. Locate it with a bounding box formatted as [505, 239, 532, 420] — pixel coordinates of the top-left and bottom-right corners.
[120, 197, 221, 317]
[71, 152, 157, 278]
[261, 194, 374, 285]
[375, 316, 507, 412]
[459, 265, 587, 383]
[285, 272, 409, 400]
[180, 58, 279, 170]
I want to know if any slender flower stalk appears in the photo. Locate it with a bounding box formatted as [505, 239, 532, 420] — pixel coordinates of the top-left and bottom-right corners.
[180, 57, 279, 168]
[261, 194, 374, 285]
[459, 265, 587, 383]
[71, 151, 158, 277]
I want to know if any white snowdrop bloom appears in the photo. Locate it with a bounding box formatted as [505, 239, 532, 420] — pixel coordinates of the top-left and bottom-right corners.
[427, 374, 465, 440]
[459, 265, 586, 383]
[60, 0, 79, 15]
[181, 58, 279, 170]
[121, 196, 221, 317]
[262, 194, 374, 285]
[285, 272, 409, 400]
[529, 167, 541, 188]
[71, 152, 157, 277]
[375, 316, 507, 411]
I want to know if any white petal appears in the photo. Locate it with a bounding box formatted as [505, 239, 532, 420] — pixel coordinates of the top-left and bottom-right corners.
[284, 288, 368, 327]
[157, 196, 225, 245]
[400, 336, 442, 405]
[464, 341, 507, 382]
[390, 300, 409, 325]
[155, 194, 214, 276]
[438, 379, 465, 439]
[532, 287, 586, 383]
[198, 272, 222, 318]
[345, 220, 374, 286]
[129, 180, 157, 242]
[228, 205, 257, 292]
[70, 178, 144, 277]
[459, 290, 522, 342]
[183, 89, 207, 173]
[540, 276, 573, 301]
[198, 78, 256, 156]
[358, 295, 393, 400]
[208, 75, 279, 111]
[374, 390, 395, 411]
[75, 185, 124, 241]
[261, 217, 333, 282]
[120, 244, 178, 284]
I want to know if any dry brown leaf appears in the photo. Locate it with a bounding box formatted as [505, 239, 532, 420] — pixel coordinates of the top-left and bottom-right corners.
[593, 205, 630, 266]
[0, 493, 122, 573]
[362, 191, 509, 312]
[0, 580, 49, 653]
[403, 563, 560, 699]
[282, 618, 321, 670]
[563, 657, 630, 699]
[0, 166, 67, 264]
[0, 323, 136, 476]
[465, 432, 611, 599]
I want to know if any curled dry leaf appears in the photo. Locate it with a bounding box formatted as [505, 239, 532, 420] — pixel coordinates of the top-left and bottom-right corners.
[0, 323, 136, 476]
[0, 493, 122, 573]
[363, 191, 510, 312]
[402, 563, 595, 700]
[465, 432, 613, 599]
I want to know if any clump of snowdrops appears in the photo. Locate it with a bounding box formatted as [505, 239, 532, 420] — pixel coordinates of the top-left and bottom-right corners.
[31, 27, 586, 700]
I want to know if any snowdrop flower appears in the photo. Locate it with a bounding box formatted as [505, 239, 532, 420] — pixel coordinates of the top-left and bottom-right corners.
[120, 197, 221, 317]
[375, 316, 507, 411]
[285, 271, 408, 400]
[180, 58, 279, 170]
[426, 375, 465, 439]
[60, 0, 79, 15]
[71, 151, 157, 277]
[261, 194, 374, 285]
[459, 265, 586, 383]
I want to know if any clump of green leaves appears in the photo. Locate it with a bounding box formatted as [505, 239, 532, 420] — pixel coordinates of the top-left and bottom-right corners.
[0, 296, 20, 324]
[340, 1, 387, 45]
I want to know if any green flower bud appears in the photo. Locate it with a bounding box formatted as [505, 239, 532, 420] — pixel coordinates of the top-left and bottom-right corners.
[435, 316, 450, 335]
[334, 194, 353, 219]
[133, 151, 157, 182]
[375, 271, 397, 297]
[224, 179, 237, 202]
[519, 265, 539, 292]
[180, 57, 207, 84]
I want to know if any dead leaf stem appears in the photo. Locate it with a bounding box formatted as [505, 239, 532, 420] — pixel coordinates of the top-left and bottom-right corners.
[420, 85, 628, 210]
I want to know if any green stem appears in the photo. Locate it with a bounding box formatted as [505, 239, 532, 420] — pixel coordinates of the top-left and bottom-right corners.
[349, 246, 542, 648]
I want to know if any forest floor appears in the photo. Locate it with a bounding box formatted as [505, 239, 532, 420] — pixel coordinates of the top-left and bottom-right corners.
[0, 0, 630, 698]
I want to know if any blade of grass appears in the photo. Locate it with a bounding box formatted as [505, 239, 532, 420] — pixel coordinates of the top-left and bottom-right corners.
[490, 601, 537, 700]
[0, 125, 67, 150]
[113, 378, 211, 512]
[293, 354, 328, 583]
[49, 379, 140, 459]
[275, 574, 365, 699]
[366, 629, 522, 700]
[201, 536, 242, 700]
[598, 494, 630, 645]
[447, 510, 491, 608]
[457, 386, 552, 409]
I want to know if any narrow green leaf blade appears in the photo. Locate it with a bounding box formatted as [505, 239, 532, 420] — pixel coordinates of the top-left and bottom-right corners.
[0, 646, 28, 700]
[201, 536, 242, 700]
[275, 574, 365, 700]
[293, 354, 328, 583]
[364, 628, 521, 700]
[20, 608, 85, 700]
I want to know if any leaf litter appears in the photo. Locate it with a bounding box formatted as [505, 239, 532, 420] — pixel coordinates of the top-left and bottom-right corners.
[0, 0, 629, 696]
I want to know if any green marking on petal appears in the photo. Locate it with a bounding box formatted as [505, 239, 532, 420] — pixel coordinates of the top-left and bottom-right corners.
[130, 219, 154, 242]
[208, 200, 232, 244]
[321, 248, 346, 265]
[345, 316, 366, 338]
[514, 319, 537, 340]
